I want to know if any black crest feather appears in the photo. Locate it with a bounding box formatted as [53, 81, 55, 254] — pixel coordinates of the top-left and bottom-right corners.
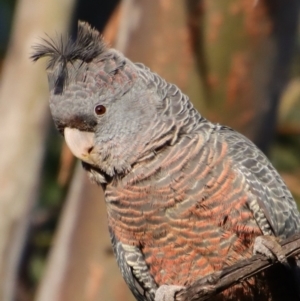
[31, 21, 107, 94]
[31, 21, 107, 67]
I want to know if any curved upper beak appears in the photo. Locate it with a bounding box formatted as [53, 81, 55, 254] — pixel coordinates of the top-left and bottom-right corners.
[64, 127, 95, 163]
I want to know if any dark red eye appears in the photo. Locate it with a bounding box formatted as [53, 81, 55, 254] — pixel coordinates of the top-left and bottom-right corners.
[94, 104, 106, 115]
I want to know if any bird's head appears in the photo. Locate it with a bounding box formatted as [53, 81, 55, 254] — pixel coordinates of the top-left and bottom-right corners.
[32, 21, 180, 183]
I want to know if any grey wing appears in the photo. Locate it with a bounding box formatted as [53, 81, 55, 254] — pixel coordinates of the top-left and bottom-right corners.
[109, 226, 158, 301]
[219, 125, 300, 238]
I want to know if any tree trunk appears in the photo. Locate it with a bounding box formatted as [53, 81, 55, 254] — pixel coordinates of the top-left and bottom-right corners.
[0, 0, 75, 299]
[187, 0, 299, 153]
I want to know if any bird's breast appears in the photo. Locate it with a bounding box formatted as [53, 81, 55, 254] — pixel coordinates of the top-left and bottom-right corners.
[104, 133, 263, 287]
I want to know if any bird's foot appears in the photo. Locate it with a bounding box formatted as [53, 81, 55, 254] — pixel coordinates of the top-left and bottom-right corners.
[155, 285, 185, 301]
[253, 235, 286, 263]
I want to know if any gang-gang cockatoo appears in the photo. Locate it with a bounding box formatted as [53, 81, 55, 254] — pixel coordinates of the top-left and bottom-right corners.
[32, 22, 300, 301]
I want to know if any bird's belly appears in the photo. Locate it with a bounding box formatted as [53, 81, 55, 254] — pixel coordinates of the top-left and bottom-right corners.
[141, 228, 252, 286]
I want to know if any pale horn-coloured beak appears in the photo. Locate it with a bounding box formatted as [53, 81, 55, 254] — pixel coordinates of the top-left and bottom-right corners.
[64, 127, 95, 163]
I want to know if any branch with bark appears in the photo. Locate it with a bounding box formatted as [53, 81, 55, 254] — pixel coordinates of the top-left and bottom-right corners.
[175, 233, 300, 301]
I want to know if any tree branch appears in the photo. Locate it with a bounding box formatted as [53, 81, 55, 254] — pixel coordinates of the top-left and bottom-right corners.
[175, 233, 300, 301]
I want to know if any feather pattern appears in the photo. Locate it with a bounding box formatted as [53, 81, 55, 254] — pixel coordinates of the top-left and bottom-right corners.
[33, 22, 300, 301]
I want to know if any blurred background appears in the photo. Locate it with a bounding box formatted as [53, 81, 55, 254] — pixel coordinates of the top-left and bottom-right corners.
[0, 0, 300, 300]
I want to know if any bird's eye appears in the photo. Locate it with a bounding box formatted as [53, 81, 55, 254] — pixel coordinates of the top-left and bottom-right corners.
[94, 104, 106, 116]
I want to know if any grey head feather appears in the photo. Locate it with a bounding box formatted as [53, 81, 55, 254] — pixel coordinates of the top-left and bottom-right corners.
[31, 21, 108, 94]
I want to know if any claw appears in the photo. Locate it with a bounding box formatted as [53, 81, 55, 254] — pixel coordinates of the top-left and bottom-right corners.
[253, 235, 286, 263]
[155, 285, 185, 301]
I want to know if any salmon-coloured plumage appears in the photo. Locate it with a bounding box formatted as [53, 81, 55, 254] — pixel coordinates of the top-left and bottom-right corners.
[33, 22, 300, 301]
